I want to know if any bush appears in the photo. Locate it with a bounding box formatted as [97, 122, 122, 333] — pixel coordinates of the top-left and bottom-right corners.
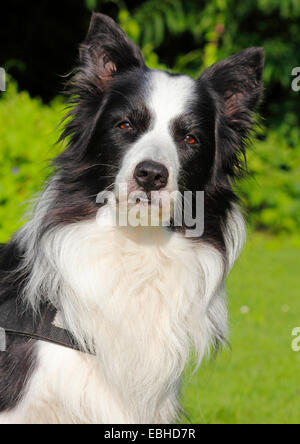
[239, 129, 300, 233]
[0, 80, 64, 242]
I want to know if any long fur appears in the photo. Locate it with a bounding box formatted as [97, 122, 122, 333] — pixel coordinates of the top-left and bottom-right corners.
[0, 13, 263, 424]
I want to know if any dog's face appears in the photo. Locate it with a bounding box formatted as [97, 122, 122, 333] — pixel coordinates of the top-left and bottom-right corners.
[92, 68, 216, 201]
[56, 13, 263, 235]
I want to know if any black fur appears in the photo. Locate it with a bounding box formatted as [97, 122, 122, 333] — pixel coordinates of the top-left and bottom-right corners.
[0, 336, 37, 413]
[0, 13, 264, 414]
[0, 242, 37, 413]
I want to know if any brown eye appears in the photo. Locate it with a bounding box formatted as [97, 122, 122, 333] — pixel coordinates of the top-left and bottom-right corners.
[119, 121, 132, 130]
[184, 135, 197, 145]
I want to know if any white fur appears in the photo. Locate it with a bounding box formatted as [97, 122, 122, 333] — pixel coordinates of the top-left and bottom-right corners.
[0, 198, 245, 424]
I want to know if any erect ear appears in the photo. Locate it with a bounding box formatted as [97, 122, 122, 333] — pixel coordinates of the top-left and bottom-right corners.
[201, 47, 264, 120]
[200, 48, 264, 181]
[79, 13, 145, 92]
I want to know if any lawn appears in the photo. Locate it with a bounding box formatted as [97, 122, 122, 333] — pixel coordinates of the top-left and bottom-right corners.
[181, 233, 300, 424]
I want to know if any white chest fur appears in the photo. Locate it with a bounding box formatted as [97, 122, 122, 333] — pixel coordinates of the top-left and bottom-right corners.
[6, 215, 238, 424]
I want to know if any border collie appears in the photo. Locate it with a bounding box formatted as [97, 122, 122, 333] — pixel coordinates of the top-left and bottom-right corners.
[0, 13, 264, 424]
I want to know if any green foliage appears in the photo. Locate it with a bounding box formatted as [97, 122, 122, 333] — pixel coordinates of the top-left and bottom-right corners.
[240, 130, 300, 233]
[85, 0, 100, 11]
[0, 80, 64, 242]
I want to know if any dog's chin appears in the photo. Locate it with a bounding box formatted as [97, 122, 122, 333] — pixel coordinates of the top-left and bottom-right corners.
[116, 191, 175, 227]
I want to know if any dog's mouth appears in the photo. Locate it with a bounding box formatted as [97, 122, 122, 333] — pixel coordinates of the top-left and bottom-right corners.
[116, 188, 163, 207]
[129, 192, 161, 207]
[114, 187, 176, 227]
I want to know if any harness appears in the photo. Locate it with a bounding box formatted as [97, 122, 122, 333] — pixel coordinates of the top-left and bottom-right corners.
[0, 297, 86, 353]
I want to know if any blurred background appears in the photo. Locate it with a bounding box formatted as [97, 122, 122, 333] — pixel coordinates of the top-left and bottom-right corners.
[0, 0, 299, 424]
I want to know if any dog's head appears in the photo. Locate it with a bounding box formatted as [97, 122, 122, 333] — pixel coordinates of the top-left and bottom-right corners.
[56, 13, 263, 234]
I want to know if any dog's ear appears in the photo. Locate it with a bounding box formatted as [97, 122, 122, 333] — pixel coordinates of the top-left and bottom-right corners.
[200, 48, 264, 182]
[79, 13, 145, 92]
[200, 47, 264, 119]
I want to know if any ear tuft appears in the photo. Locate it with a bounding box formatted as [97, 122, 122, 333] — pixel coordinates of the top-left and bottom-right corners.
[79, 13, 145, 92]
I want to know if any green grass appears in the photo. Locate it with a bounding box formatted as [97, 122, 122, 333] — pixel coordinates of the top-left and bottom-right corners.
[181, 233, 300, 424]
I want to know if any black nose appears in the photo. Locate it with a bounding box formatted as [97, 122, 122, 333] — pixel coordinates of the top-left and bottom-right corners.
[134, 161, 169, 192]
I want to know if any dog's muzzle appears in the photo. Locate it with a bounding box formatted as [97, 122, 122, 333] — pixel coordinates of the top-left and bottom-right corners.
[134, 160, 169, 192]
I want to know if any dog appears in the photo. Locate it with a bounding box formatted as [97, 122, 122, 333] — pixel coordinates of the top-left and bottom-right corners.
[0, 13, 264, 424]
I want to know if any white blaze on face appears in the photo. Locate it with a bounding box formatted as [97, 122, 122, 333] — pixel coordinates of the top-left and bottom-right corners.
[116, 71, 195, 195]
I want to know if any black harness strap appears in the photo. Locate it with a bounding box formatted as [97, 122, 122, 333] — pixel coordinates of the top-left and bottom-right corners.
[0, 297, 86, 353]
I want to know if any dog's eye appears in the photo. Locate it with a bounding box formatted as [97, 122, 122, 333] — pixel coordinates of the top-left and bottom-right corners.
[184, 135, 197, 145]
[118, 121, 133, 130]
